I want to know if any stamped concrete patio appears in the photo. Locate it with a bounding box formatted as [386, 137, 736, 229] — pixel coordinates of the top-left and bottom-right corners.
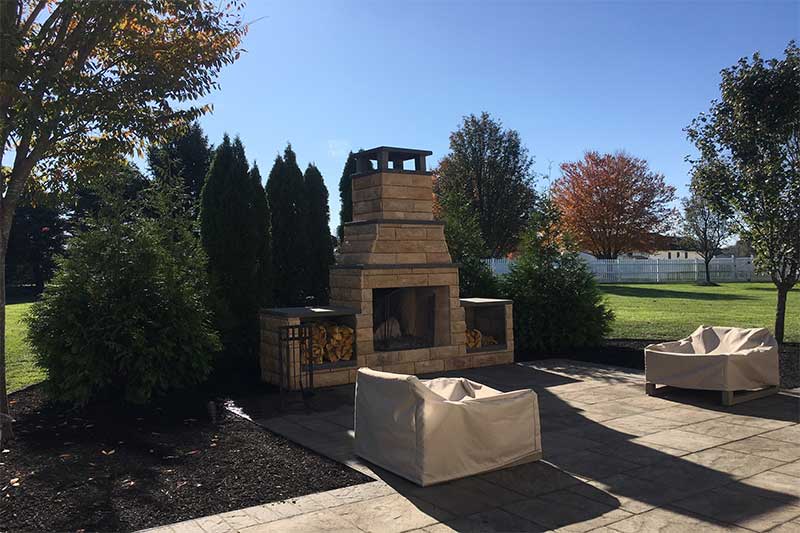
[147, 360, 800, 533]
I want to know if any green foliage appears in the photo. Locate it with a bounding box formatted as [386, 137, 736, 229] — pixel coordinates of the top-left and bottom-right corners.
[337, 151, 357, 241]
[251, 163, 273, 308]
[200, 135, 268, 366]
[437, 191, 498, 297]
[434, 112, 537, 257]
[681, 187, 732, 284]
[501, 201, 613, 352]
[1, 0, 244, 444]
[147, 122, 213, 208]
[304, 164, 334, 304]
[68, 159, 150, 229]
[5, 183, 67, 292]
[26, 175, 220, 406]
[687, 41, 799, 342]
[266, 145, 310, 306]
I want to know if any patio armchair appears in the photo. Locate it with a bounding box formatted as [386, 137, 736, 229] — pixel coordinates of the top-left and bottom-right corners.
[353, 367, 542, 486]
[645, 325, 780, 405]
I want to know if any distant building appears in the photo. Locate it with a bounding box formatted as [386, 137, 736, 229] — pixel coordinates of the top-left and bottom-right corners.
[584, 235, 704, 260]
[644, 249, 703, 260]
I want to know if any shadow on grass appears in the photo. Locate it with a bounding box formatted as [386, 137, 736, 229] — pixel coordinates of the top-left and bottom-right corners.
[601, 285, 755, 301]
[742, 286, 800, 293]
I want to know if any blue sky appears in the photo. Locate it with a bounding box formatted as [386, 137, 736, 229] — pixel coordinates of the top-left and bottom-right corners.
[196, 0, 798, 232]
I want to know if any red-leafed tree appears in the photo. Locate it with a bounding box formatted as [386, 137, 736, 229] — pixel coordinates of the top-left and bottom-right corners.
[552, 152, 676, 259]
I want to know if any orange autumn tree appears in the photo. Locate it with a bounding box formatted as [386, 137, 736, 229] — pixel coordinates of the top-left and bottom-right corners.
[552, 151, 676, 259]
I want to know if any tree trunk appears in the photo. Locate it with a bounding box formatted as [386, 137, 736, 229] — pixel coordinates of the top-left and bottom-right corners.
[0, 242, 13, 447]
[704, 258, 712, 284]
[775, 285, 788, 344]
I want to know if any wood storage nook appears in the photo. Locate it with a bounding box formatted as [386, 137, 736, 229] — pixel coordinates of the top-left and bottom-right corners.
[260, 147, 514, 390]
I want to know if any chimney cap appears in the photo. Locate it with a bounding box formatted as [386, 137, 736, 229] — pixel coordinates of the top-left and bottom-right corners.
[356, 146, 433, 159]
[354, 146, 432, 175]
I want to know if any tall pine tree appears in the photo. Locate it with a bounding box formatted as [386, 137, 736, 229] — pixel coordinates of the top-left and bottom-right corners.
[266, 144, 309, 306]
[147, 122, 212, 206]
[200, 135, 266, 369]
[336, 151, 357, 241]
[304, 164, 335, 304]
[251, 163, 273, 308]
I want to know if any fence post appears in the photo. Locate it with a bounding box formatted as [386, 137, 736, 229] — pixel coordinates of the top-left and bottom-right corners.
[655, 259, 660, 283]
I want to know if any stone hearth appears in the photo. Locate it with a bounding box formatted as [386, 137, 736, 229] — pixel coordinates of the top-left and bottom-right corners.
[260, 146, 513, 390]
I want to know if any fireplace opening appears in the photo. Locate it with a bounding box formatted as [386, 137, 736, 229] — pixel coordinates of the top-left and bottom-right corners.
[464, 301, 508, 352]
[372, 286, 450, 352]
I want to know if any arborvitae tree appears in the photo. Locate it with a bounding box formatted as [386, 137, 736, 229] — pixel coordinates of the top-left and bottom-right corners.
[304, 164, 335, 304]
[251, 163, 273, 308]
[147, 122, 212, 206]
[337, 151, 357, 241]
[267, 144, 310, 306]
[200, 135, 263, 369]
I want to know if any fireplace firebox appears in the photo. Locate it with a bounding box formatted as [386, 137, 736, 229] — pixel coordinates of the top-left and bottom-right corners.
[372, 286, 450, 351]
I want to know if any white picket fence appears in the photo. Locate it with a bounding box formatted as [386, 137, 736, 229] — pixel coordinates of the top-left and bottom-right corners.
[485, 256, 771, 283]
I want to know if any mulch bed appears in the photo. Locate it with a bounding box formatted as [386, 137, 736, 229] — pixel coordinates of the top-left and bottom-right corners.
[521, 339, 800, 389]
[0, 384, 370, 533]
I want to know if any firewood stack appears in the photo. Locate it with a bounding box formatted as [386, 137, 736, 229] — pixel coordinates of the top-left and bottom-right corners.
[310, 323, 354, 363]
[465, 329, 500, 349]
[465, 329, 482, 349]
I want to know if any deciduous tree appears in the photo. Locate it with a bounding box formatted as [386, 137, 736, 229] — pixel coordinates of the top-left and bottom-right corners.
[434, 113, 537, 257]
[0, 0, 243, 444]
[687, 42, 799, 343]
[682, 186, 731, 285]
[552, 151, 676, 259]
[304, 164, 334, 304]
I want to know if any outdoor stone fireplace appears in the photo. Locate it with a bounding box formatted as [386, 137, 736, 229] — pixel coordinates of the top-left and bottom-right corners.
[260, 146, 514, 390]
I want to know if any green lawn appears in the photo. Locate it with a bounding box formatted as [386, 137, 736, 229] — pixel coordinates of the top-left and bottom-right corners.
[6, 301, 45, 392]
[600, 282, 799, 343]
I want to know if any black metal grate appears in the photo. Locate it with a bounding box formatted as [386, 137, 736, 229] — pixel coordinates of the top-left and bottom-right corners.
[278, 324, 315, 408]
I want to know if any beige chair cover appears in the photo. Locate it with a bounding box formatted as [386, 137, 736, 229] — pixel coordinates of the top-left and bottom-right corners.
[354, 368, 542, 486]
[645, 326, 780, 391]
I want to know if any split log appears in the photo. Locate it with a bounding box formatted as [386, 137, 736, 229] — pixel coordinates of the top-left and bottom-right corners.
[465, 329, 482, 349]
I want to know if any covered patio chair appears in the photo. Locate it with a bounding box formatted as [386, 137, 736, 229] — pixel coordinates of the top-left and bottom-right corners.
[645, 326, 780, 405]
[354, 368, 542, 486]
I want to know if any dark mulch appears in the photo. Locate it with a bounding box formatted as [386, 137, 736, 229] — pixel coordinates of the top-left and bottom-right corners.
[0, 384, 369, 533]
[521, 339, 800, 388]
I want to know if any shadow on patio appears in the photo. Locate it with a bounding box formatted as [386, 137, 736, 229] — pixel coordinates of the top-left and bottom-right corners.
[232, 361, 800, 532]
